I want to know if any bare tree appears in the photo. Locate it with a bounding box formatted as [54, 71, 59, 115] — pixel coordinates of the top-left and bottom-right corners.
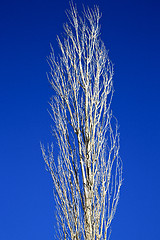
[41, 3, 122, 240]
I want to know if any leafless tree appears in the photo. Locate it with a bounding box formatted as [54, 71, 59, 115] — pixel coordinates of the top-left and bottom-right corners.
[41, 3, 122, 240]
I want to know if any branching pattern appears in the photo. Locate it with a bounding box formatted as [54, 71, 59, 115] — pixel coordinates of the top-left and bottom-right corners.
[41, 3, 122, 240]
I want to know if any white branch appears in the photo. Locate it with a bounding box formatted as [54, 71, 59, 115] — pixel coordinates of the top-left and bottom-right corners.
[42, 3, 123, 240]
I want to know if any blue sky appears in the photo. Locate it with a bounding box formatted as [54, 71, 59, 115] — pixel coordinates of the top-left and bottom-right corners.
[0, 0, 160, 239]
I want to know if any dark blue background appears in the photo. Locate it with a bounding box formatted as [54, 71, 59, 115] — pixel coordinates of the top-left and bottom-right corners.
[0, 0, 160, 239]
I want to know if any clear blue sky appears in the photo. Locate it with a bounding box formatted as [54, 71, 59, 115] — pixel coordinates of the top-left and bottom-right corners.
[0, 0, 160, 239]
